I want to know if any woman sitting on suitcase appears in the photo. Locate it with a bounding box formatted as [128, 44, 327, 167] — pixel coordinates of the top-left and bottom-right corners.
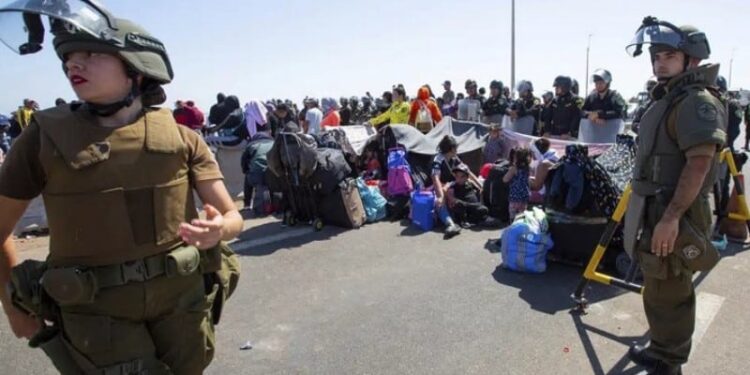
[432, 135, 481, 238]
[446, 164, 489, 228]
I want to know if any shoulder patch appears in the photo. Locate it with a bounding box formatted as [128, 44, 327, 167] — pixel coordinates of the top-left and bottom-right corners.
[696, 102, 718, 122]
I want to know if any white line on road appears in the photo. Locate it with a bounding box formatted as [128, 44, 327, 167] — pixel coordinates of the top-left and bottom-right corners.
[231, 227, 314, 252]
[692, 292, 725, 347]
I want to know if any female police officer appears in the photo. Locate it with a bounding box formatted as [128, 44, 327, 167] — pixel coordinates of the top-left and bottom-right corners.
[0, 2, 243, 374]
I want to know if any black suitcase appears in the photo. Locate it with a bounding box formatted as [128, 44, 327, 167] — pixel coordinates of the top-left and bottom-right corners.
[482, 160, 511, 223]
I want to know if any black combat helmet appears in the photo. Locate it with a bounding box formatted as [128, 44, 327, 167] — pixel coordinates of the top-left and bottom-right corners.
[715, 75, 728, 93]
[626, 16, 711, 60]
[490, 80, 503, 90]
[553, 76, 573, 91]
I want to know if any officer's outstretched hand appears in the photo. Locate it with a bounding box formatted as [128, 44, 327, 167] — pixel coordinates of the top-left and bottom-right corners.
[2, 299, 41, 339]
[179, 204, 225, 250]
[651, 218, 679, 257]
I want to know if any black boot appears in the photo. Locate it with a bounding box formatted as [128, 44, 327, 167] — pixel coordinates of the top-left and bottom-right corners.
[444, 223, 462, 239]
[630, 345, 682, 375]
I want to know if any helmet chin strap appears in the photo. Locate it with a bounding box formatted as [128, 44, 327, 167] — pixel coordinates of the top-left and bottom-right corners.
[86, 71, 140, 117]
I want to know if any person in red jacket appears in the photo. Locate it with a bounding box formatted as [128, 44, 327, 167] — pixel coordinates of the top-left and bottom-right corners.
[409, 85, 442, 133]
[184, 100, 205, 132]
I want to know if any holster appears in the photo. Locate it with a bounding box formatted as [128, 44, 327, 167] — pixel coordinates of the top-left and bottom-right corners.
[29, 327, 86, 375]
[9, 259, 55, 319]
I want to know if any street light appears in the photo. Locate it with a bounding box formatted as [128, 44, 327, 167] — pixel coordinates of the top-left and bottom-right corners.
[585, 33, 592, 95]
[511, 0, 516, 99]
[729, 47, 737, 88]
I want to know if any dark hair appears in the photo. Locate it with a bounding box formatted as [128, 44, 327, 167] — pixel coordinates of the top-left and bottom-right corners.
[438, 135, 458, 154]
[382, 91, 393, 102]
[534, 138, 551, 154]
[392, 86, 406, 99]
[513, 147, 532, 170]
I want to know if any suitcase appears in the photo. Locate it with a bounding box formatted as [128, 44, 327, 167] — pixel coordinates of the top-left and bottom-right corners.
[319, 179, 366, 229]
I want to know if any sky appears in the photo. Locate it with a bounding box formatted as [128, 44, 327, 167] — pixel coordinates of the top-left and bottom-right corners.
[0, 0, 748, 114]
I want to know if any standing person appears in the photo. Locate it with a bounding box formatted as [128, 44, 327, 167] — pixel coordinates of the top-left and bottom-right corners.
[0, 114, 10, 156]
[368, 86, 411, 129]
[0, 7, 242, 374]
[509, 80, 541, 135]
[441, 80, 455, 115]
[409, 85, 442, 133]
[184, 100, 205, 132]
[339, 97, 352, 125]
[320, 97, 341, 127]
[542, 76, 583, 139]
[173, 99, 190, 127]
[624, 16, 726, 375]
[503, 147, 532, 219]
[208, 92, 227, 125]
[632, 78, 659, 134]
[715, 76, 742, 151]
[582, 69, 627, 124]
[304, 98, 323, 135]
[268, 102, 296, 137]
[482, 80, 510, 125]
[744, 104, 750, 151]
[14, 99, 34, 133]
[241, 122, 274, 215]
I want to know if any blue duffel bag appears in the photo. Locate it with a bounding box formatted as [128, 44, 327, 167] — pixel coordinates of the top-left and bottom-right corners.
[500, 207, 554, 273]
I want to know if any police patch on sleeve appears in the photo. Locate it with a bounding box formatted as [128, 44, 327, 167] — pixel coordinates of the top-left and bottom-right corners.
[696, 102, 718, 122]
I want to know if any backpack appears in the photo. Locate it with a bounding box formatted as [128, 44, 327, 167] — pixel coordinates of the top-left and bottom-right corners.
[500, 207, 554, 273]
[482, 160, 511, 222]
[415, 102, 433, 133]
[387, 148, 414, 196]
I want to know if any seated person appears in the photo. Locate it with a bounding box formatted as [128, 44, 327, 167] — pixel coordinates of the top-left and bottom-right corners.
[529, 138, 557, 191]
[446, 164, 489, 227]
[432, 135, 482, 238]
[360, 147, 382, 181]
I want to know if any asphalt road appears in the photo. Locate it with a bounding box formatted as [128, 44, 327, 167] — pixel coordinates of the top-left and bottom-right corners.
[1, 212, 748, 375]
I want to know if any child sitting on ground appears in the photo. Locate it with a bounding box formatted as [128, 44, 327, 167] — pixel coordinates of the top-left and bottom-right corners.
[503, 147, 532, 220]
[360, 147, 382, 181]
[446, 164, 489, 228]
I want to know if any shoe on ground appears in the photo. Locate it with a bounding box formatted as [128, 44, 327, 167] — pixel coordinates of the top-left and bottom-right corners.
[444, 224, 462, 239]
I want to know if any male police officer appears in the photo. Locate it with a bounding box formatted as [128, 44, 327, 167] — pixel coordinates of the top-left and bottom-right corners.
[542, 76, 583, 139]
[482, 80, 510, 124]
[716, 76, 743, 150]
[624, 16, 726, 375]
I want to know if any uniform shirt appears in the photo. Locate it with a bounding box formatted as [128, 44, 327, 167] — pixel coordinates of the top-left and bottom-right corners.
[0, 116, 223, 200]
[582, 89, 627, 120]
[542, 93, 583, 137]
[726, 98, 743, 148]
[511, 95, 541, 119]
[370, 101, 411, 128]
[482, 95, 510, 117]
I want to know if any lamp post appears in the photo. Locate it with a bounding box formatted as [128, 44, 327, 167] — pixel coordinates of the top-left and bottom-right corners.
[511, 0, 516, 99]
[729, 47, 737, 88]
[585, 34, 592, 95]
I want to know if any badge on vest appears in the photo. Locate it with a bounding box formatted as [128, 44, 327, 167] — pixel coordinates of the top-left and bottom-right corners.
[696, 102, 717, 122]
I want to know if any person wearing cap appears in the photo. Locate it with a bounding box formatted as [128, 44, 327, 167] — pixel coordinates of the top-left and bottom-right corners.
[446, 164, 489, 228]
[0, 5, 242, 374]
[624, 16, 726, 375]
[582, 69, 627, 125]
[368, 86, 411, 129]
[241, 122, 275, 216]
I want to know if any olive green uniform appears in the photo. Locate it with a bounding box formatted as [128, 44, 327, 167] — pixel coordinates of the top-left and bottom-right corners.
[0, 106, 237, 374]
[623, 64, 726, 366]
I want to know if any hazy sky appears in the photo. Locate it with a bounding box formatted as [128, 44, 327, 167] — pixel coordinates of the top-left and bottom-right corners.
[0, 0, 747, 114]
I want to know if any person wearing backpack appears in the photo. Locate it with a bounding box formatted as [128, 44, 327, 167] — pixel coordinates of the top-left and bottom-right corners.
[432, 136, 481, 238]
[409, 85, 442, 133]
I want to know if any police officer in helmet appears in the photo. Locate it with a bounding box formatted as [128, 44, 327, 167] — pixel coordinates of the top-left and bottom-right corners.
[0, 2, 243, 374]
[715, 75, 743, 150]
[582, 69, 627, 125]
[624, 16, 726, 375]
[541, 75, 583, 139]
[482, 80, 510, 124]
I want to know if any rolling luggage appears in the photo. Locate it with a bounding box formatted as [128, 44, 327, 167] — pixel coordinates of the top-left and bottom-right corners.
[319, 179, 366, 229]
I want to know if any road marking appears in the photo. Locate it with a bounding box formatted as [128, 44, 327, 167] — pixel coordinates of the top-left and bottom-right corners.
[692, 292, 725, 347]
[231, 227, 314, 252]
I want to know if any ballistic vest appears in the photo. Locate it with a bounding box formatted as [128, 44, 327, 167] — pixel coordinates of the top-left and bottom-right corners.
[35, 106, 198, 267]
[632, 64, 725, 199]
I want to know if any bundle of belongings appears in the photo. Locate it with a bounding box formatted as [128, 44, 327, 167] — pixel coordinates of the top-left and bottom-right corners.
[544, 137, 635, 266]
[500, 207, 554, 273]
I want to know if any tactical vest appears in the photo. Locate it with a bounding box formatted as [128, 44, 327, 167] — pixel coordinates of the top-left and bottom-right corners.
[35, 107, 198, 267]
[632, 66, 723, 199]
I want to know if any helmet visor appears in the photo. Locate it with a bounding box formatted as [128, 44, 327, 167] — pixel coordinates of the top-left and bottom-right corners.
[0, 0, 114, 54]
[626, 23, 683, 57]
